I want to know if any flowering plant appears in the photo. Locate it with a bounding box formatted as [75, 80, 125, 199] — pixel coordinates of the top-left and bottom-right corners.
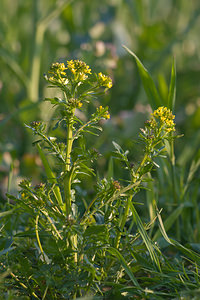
[3, 59, 179, 299]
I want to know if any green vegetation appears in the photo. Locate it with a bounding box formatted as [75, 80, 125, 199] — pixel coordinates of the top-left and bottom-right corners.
[0, 1, 200, 299]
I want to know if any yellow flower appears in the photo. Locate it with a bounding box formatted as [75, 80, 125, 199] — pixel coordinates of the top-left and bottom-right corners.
[67, 60, 91, 81]
[105, 112, 110, 119]
[77, 102, 83, 108]
[21, 192, 26, 198]
[49, 62, 66, 75]
[97, 106, 110, 119]
[47, 62, 67, 84]
[151, 106, 175, 132]
[97, 72, 112, 89]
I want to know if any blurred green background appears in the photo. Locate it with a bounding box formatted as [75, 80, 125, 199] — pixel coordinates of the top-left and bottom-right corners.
[0, 0, 200, 202]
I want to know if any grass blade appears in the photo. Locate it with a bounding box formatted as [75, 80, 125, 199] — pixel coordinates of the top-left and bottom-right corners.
[0, 209, 14, 218]
[129, 202, 161, 271]
[107, 247, 141, 288]
[183, 155, 200, 197]
[167, 58, 176, 112]
[153, 204, 184, 242]
[123, 45, 161, 110]
[7, 162, 14, 195]
[171, 239, 200, 265]
[155, 208, 200, 266]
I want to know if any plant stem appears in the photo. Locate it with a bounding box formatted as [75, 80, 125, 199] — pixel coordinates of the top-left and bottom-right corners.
[29, 0, 73, 102]
[72, 234, 78, 263]
[115, 195, 132, 249]
[29, 21, 45, 102]
[64, 110, 75, 217]
[35, 215, 46, 262]
[170, 138, 180, 239]
[114, 152, 149, 249]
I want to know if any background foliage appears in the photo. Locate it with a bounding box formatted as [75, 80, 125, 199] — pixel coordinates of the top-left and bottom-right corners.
[1, 0, 200, 194]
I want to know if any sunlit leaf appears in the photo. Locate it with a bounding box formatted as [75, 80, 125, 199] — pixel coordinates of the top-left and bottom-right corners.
[123, 45, 161, 110]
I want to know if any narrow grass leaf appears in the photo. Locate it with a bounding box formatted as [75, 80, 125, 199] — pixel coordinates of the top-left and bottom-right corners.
[167, 58, 176, 112]
[129, 249, 154, 269]
[0, 48, 29, 89]
[37, 144, 63, 208]
[153, 204, 184, 241]
[107, 247, 141, 287]
[129, 202, 161, 271]
[0, 209, 14, 218]
[156, 210, 200, 264]
[107, 156, 114, 180]
[155, 209, 174, 245]
[123, 45, 161, 110]
[0, 247, 14, 256]
[171, 239, 200, 265]
[7, 162, 13, 194]
[146, 174, 157, 223]
[183, 155, 200, 196]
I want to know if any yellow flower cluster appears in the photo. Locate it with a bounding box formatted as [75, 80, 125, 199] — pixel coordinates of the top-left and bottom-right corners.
[98, 105, 110, 119]
[97, 72, 112, 89]
[150, 106, 175, 133]
[49, 62, 66, 75]
[48, 62, 68, 84]
[47, 60, 113, 91]
[67, 59, 91, 81]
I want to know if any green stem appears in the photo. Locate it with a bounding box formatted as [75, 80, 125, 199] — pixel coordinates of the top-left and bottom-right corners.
[170, 138, 180, 239]
[115, 195, 132, 249]
[71, 234, 78, 263]
[136, 153, 149, 176]
[29, 22, 45, 102]
[114, 152, 150, 249]
[29, 0, 73, 102]
[64, 115, 78, 263]
[64, 110, 75, 217]
[10, 271, 40, 299]
[35, 215, 46, 262]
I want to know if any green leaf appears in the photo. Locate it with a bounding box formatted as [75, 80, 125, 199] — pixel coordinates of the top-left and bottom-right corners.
[0, 209, 15, 218]
[107, 247, 141, 288]
[129, 202, 161, 271]
[84, 225, 109, 245]
[167, 58, 176, 112]
[183, 154, 200, 196]
[123, 45, 161, 110]
[153, 204, 185, 242]
[37, 144, 63, 209]
[171, 239, 200, 265]
[0, 247, 14, 257]
[112, 141, 123, 153]
[107, 156, 114, 180]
